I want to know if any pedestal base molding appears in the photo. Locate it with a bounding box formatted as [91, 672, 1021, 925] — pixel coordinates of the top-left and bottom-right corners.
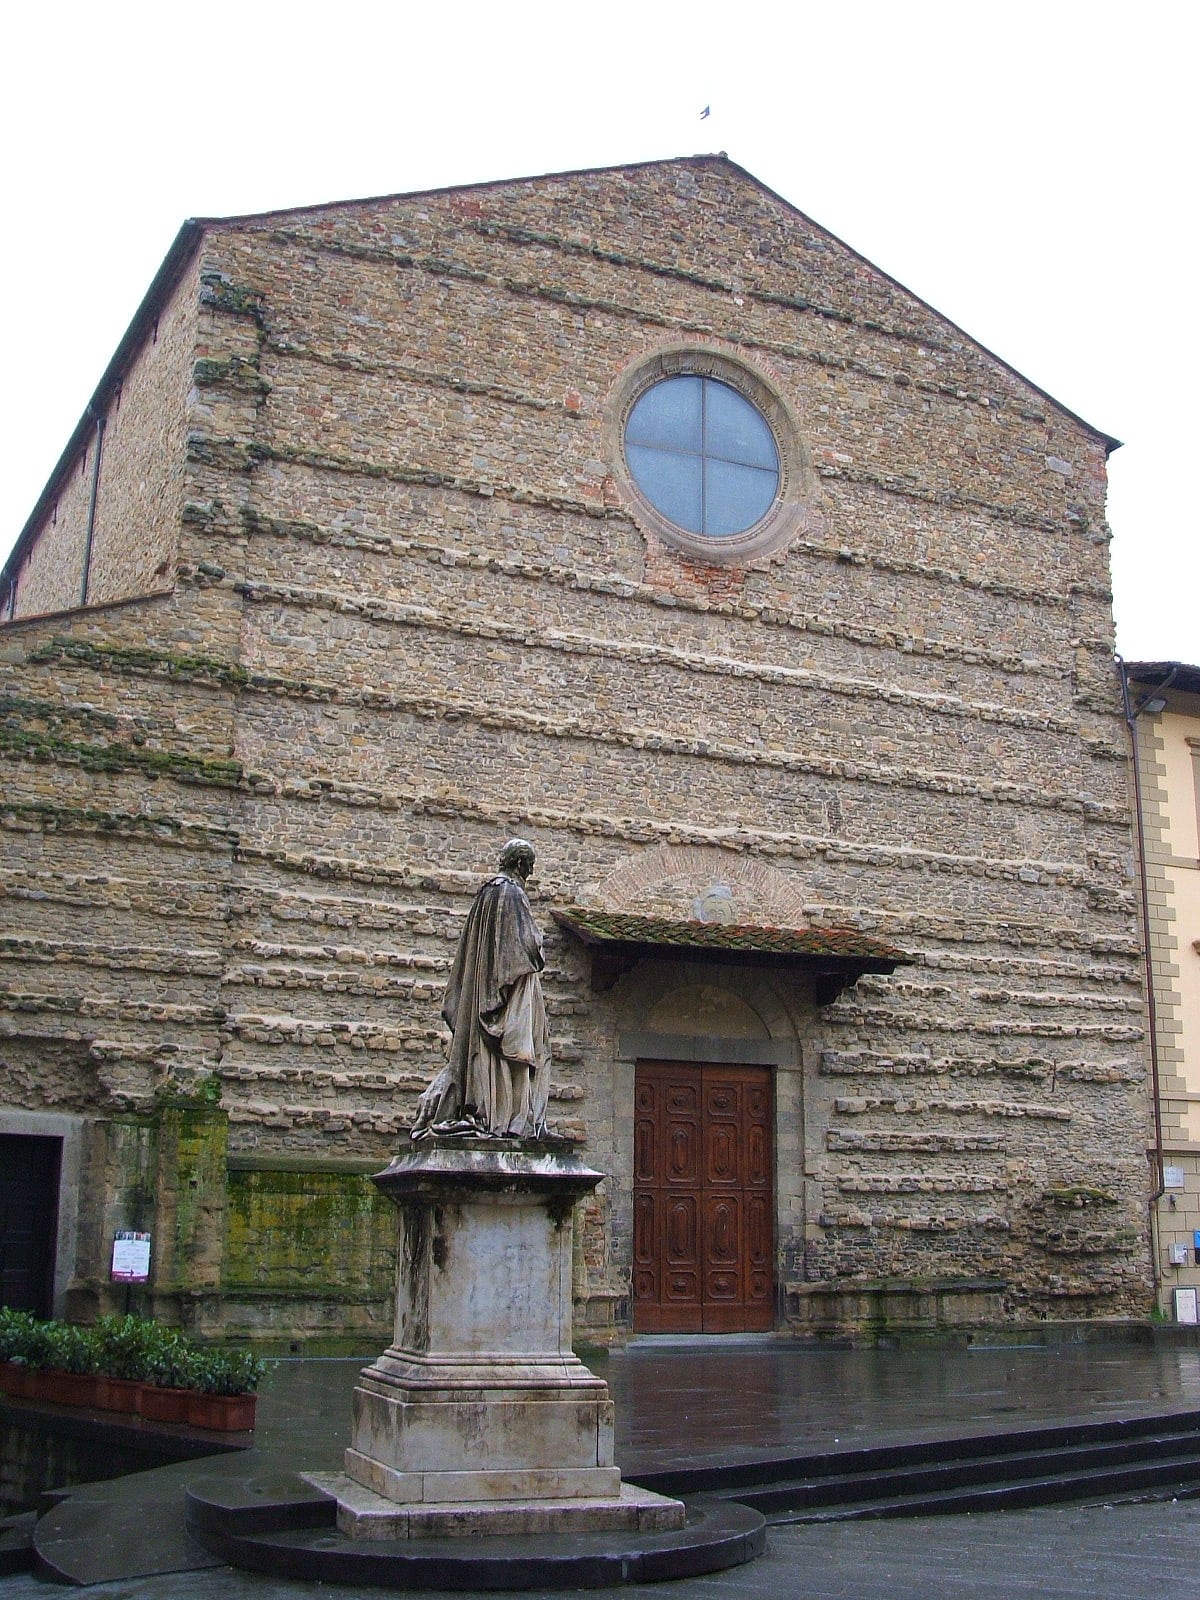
[307, 1471, 686, 1539]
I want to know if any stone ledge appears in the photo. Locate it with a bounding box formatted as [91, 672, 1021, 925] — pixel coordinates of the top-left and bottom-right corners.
[305, 1470, 684, 1539]
[184, 1470, 761, 1587]
[785, 1277, 1008, 1335]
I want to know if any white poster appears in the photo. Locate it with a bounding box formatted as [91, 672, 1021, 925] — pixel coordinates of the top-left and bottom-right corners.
[111, 1231, 151, 1283]
[1173, 1287, 1199, 1326]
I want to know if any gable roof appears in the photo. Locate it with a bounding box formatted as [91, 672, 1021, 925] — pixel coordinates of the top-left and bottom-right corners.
[3, 154, 1120, 592]
[197, 153, 1122, 455]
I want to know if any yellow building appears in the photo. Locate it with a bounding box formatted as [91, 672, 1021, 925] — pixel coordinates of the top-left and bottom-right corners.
[1125, 662, 1200, 1320]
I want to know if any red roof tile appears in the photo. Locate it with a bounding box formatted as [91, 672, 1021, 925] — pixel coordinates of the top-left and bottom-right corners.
[552, 908, 907, 963]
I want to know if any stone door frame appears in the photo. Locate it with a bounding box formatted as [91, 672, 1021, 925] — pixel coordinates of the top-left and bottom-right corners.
[0, 1110, 85, 1318]
[631, 1057, 775, 1333]
[609, 961, 807, 1334]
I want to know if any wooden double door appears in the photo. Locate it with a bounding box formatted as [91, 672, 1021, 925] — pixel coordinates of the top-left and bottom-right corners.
[632, 1061, 773, 1333]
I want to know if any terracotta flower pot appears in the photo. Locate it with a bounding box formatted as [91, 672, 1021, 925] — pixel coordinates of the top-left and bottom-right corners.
[0, 1361, 39, 1399]
[185, 1392, 256, 1432]
[93, 1375, 144, 1414]
[39, 1370, 101, 1408]
[138, 1384, 192, 1423]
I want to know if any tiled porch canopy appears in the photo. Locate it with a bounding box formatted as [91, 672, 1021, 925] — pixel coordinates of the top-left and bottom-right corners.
[551, 908, 910, 1004]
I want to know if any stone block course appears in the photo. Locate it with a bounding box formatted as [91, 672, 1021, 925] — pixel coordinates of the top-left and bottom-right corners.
[7, 269, 198, 623]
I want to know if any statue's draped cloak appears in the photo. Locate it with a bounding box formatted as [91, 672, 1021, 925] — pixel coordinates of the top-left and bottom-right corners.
[418, 873, 550, 1135]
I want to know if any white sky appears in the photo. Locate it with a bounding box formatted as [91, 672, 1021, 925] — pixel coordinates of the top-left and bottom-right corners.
[3, 1, 1196, 664]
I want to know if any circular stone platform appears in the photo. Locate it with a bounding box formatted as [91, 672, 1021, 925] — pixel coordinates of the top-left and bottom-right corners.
[184, 1470, 766, 1590]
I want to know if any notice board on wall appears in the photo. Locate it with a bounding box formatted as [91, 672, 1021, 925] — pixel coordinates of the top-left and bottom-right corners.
[110, 1231, 151, 1283]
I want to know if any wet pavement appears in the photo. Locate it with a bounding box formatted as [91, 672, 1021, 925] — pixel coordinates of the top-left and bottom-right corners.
[250, 1337, 1200, 1475]
[7, 1498, 1200, 1600]
[591, 1337, 1200, 1470]
[6, 1337, 1200, 1598]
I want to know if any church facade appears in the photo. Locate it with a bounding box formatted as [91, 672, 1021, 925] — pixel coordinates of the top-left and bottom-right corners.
[0, 157, 1152, 1345]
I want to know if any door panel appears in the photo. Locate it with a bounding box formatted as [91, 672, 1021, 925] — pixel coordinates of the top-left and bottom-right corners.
[634, 1079, 657, 1183]
[663, 1189, 701, 1308]
[632, 1062, 773, 1333]
[707, 1122, 737, 1185]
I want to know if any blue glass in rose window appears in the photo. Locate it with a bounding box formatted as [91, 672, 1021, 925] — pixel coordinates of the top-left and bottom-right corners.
[625, 375, 779, 537]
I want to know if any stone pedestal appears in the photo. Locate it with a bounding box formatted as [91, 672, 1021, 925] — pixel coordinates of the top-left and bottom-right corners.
[309, 1138, 684, 1539]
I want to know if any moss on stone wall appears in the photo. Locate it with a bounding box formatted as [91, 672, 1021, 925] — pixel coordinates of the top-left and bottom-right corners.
[0, 723, 243, 787]
[192, 356, 270, 397]
[28, 636, 249, 688]
[152, 1107, 228, 1295]
[224, 1167, 395, 1296]
[199, 273, 266, 324]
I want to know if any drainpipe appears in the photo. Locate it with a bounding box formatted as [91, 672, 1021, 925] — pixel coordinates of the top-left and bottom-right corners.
[79, 407, 106, 606]
[1117, 656, 1178, 1306]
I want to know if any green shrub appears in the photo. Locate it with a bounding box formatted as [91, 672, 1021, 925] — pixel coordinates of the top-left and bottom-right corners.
[92, 1314, 158, 1381]
[0, 1306, 40, 1364]
[36, 1320, 94, 1375]
[4, 1315, 94, 1374]
[189, 1347, 267, 1396]
[0, 1308, 264, 1393]
[142, 1325, 199, 1390]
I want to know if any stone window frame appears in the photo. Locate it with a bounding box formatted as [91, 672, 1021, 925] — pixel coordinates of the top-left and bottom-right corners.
[1187, 736, 1200, 861]
[605, 344, 818, 565]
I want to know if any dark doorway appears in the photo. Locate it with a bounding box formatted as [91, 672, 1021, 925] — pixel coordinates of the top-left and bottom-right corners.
[632, 1061, 773, 1333]
[0, 1134, 61, 1316]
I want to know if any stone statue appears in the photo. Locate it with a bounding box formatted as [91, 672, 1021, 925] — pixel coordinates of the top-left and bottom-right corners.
[412, 839, 551, 1139]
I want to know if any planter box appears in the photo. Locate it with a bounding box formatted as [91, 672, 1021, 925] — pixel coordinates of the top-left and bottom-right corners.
[93, 1376, 145, 1414]
[185, 1392, 256, 1432]
[0, 1361, 39, 1400]
[1, 1363, 255, 1430]
[137, 1385, 192, 1424]
[38, 1371, 101, 1408]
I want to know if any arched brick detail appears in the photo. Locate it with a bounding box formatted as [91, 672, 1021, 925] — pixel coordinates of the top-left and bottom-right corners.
[592, 845, 811, 928]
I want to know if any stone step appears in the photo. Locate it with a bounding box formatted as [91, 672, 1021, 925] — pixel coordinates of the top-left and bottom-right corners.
[771, 1458, 1200, 1524]
[733, 1427, 1200, 1514]
[183, 1471, 767, 1587]
[628, 1409, 1200, 1521]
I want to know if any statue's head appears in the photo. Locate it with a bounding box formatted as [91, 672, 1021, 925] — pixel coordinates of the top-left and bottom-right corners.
[498, 837, 536, 880]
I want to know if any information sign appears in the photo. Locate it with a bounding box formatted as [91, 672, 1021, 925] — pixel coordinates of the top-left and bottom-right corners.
[110, 1231, 151, 1283]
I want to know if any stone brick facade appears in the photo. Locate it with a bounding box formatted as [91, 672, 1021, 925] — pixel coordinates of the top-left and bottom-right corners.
[0, 157, 1153, 1343]
[4, 261, 196, 621]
